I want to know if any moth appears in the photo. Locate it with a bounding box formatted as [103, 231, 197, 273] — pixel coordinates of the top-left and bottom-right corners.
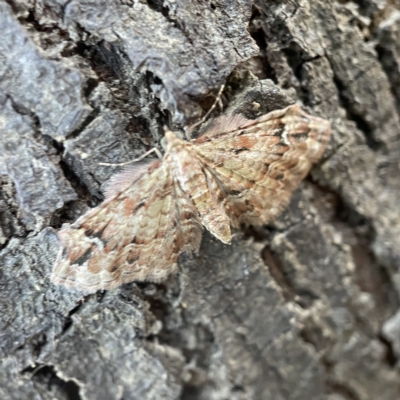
[51, 105, 331, 293]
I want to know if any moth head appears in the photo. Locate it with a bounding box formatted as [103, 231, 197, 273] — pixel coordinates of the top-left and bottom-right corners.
[161, 128, 186, 151]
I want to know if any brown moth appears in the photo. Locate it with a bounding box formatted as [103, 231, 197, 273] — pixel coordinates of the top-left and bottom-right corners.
[51, 105, 331, 293]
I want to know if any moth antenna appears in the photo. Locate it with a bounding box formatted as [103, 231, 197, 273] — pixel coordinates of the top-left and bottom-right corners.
[99, 147, 163, 167]
[185, 83, 226, 140]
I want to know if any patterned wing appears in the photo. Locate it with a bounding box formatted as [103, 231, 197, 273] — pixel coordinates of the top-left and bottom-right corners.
[193, 105, 331, 226]
[51, 161, 202, 293]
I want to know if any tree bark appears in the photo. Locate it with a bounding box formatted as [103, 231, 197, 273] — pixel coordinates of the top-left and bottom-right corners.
[1, 1, 400, 399]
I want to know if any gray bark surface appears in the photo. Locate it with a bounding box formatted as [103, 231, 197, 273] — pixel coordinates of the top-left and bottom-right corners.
[1, 1, 400, 399]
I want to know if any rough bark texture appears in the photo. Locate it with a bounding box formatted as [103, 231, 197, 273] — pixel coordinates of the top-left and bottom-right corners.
[1, 1, 400, 399]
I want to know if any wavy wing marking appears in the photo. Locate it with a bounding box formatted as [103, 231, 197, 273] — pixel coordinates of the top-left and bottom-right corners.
[51, 161, 202, 293]
[194, 105, 331, 226]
